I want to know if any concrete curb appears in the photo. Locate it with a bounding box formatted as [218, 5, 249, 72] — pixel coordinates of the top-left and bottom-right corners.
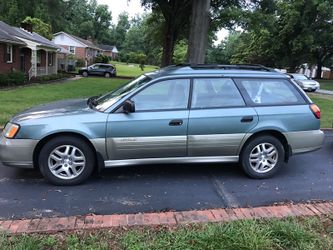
[0, 202, 332, 235]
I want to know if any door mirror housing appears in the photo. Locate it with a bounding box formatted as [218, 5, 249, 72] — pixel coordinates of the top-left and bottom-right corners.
[123, 100, 135, 113]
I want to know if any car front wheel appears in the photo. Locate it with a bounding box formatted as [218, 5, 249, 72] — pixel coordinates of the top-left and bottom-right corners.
[82, 71, 88, 77]
[38, 136, 95, 185]
[240, 135, 285, 179]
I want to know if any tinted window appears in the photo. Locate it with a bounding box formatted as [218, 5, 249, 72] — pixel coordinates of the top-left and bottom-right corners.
[132, 79, 190, 111]
[191, 78, 245, 109]
[237, 79, 305, 105]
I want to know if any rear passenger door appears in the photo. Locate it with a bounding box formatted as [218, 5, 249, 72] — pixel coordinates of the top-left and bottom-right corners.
[235, 78, 310, 132]
[188, 78, 258, 157]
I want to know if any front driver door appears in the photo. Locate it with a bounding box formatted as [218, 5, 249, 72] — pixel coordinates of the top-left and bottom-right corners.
[106, 78, 190, 160]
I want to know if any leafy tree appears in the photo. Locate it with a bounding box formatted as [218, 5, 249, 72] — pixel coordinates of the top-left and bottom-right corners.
[173, 40, 188, 64]
[206, 31, 241, 64]
[22, 17, 53, 39]
[141, 0, 192, 66]
[112, 12, 131, 50]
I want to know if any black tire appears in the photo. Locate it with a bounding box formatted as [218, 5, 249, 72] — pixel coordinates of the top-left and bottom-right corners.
[104, 72, 111, 78]
[82, 71, 88, 77]
[240, 135, 285, 179]
[38, 136, 95, 185]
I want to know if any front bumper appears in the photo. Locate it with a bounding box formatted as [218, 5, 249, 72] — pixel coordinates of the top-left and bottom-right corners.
[302, 85, 320, 91]
[283, 130, 325, 155]
[0, 135, 38, 168]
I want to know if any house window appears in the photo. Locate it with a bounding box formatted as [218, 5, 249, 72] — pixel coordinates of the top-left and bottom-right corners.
[69, 46, 75, 54]
[5, 44, 13, 63]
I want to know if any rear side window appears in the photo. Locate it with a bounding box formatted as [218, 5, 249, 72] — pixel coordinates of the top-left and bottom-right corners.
[191, 78, 245, 109]
[236, 79, 306, 105]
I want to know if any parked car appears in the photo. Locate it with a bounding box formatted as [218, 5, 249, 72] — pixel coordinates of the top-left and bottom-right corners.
[288, 73, 320, 92]
[0, 65, 324, 185]
[78, 63, 117, 78]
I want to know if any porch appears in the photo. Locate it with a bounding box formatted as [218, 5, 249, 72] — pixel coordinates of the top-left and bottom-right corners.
[28, 49, 58, 80]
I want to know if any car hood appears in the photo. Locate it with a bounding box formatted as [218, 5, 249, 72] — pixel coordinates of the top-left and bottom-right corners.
[11, 99, 91, 123]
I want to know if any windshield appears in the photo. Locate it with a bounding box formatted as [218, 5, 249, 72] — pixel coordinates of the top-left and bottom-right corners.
[94, 75, 151, 111]
[293, 74, 309, 80]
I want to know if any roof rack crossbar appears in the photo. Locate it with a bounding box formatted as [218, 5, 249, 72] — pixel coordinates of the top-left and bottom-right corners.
[176, 63, 275, 72]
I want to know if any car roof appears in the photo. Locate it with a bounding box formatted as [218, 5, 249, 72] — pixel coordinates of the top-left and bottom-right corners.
[93, 63, 114, 66]
[146, 64, 289, 79]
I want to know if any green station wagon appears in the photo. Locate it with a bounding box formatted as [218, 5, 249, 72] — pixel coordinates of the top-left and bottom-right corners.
[0, 65, 325, 185]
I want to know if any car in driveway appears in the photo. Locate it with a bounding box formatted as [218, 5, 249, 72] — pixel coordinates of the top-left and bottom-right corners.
[78, 63, 117, 78]
[0, 64, 325, 185]
[288, 73, 320, 92]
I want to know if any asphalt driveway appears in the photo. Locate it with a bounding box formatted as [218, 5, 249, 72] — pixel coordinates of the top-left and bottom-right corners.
[0, 131, 332, 220]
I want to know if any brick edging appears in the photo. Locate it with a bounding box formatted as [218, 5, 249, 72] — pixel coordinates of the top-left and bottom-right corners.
[1, 202, 332, 234]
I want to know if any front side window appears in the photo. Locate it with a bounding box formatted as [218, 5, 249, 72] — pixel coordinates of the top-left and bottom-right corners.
[237, 79, 306, 105]
[132, 79, 190, 111]
[95, 75, 151, 111]
[5, 44, 13, 63]
[192, 78, 245, 109]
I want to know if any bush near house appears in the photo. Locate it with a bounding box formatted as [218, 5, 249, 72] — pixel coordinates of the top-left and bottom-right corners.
[94, 54, 110, 64]
[0, 71, 26, 87]
[32, 73, 72, 83]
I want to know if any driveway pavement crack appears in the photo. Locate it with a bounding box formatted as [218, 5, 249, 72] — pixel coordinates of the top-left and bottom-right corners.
[209, 172, 239, 208]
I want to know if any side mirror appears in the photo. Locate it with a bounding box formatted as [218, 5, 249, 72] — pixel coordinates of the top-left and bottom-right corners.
[123, 100, 135, 113]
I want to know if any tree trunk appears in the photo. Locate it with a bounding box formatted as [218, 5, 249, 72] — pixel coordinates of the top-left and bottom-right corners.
[316, 61, 322, 79]
[161, 19, 176, 67]
[187, 0, 211, 64]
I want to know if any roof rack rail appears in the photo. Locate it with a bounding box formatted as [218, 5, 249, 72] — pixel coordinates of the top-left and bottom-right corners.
[175, 63, 275, 72]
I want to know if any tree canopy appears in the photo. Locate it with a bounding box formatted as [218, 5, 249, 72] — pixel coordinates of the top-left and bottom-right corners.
[0, 0, 332, 75]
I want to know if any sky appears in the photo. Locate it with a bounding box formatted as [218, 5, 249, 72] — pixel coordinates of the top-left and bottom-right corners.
[96, 0, 228, 45]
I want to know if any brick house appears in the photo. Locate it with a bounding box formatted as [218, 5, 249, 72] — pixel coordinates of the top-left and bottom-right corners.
[0, 21, 59, 79]
[52, 32, 102, 65]
[98, 44, 119, 60]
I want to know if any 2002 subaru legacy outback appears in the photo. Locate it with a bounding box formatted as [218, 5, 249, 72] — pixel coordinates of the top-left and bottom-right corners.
[0, 64, 325, 185]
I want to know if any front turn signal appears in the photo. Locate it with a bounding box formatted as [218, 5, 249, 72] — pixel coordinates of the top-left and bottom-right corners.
[3, 123, 20, 138]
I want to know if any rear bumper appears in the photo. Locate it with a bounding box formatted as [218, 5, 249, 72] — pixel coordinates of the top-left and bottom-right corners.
[283, 130, 325, 155]
[0, 135, 38, 169]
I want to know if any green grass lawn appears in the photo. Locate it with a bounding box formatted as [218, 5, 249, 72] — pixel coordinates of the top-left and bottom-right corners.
[0, 78, 127, 125]
[308, 93, 333, 128]
[318, 79, 333, 91]
[111, 61, 159, 77]
[1, 217, 332, 249]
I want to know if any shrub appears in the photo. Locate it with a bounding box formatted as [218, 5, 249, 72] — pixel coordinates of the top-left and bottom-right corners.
[33, 73, 70, 83]
[0, 71, 26, 87]
[76, 58, 85, 67]
[94, 54, 109, 63]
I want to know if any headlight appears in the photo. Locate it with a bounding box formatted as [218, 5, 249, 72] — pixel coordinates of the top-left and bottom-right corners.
[3, 122, 20, 139]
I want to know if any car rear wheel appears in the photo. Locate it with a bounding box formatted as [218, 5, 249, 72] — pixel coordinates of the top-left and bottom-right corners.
[38, 136, 95, 185]
[240, 135, 284, 179]
[104, 72, 111, 78]
[82, 71, 88, 77]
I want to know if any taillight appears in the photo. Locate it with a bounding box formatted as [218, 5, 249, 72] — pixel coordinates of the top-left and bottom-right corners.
[310, 104, 320, 119]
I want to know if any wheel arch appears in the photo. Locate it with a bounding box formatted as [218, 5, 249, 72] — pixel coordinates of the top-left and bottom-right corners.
[33, 132, 104, 171]
[240, 130, 291, 162]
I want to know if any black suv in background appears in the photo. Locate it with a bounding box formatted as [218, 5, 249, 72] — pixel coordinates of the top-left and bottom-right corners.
[79, 63, 117, 78]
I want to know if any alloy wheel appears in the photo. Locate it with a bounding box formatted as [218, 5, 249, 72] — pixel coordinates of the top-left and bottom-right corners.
[48, 145, 86, 180]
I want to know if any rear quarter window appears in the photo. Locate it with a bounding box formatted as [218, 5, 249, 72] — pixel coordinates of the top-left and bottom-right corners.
[235, 78, 306, 105]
